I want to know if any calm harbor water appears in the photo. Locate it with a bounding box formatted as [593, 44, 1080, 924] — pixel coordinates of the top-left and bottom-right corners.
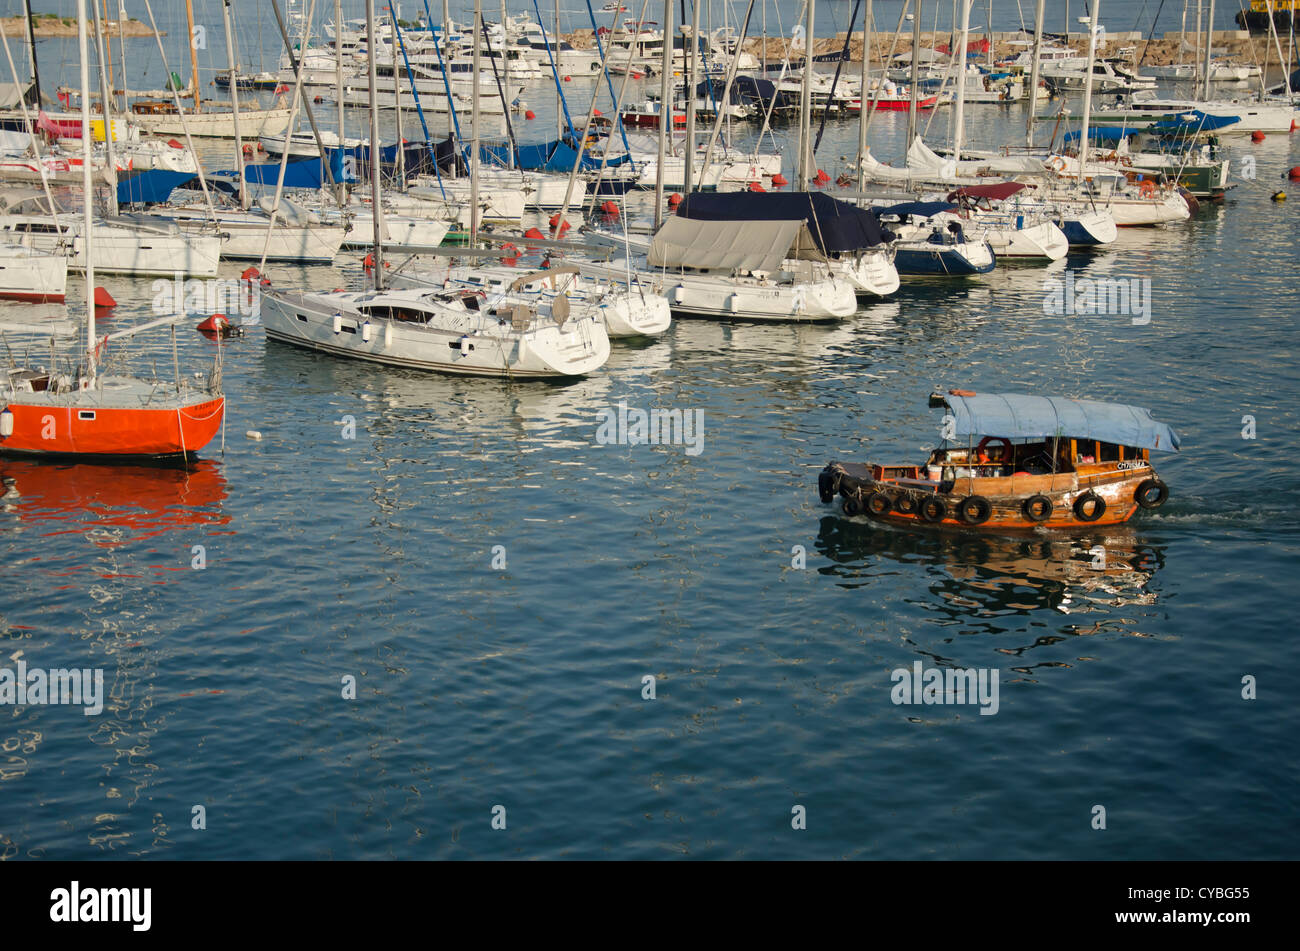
[2, 4, 1299, 860]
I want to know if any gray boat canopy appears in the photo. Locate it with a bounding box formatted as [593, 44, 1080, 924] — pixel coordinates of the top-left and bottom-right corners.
[647, 217, 823, 273]
[933, 392, 1181, 452]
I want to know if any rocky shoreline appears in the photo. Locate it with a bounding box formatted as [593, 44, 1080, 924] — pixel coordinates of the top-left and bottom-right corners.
[0, 16, 161, 38]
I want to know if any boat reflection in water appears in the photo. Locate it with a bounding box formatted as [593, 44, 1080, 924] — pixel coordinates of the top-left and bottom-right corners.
[0, 458, 230, 549]
[815, 514, 1167, 675]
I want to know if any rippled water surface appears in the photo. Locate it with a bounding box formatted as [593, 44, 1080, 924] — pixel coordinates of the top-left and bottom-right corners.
[2, 9, 1299, 857]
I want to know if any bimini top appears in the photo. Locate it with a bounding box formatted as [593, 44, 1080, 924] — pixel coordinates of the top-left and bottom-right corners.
[933, 391, 1181, 452]
[647, 216, 821, 272]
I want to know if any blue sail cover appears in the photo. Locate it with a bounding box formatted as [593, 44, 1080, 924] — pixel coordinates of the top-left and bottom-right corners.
[1061, 126, 1131, 144]
[875, 201, 958, 218]
[480, 138, 631, 173]
[676, 192, 889, 251]
[1147, 110, 1242, 134]
[116, 169, 200, 206]
[941, 393, 1181, 451]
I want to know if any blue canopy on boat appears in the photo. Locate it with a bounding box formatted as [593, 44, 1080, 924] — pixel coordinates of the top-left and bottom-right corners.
[1061, 126, 1131, 144]
[938, 392, 1181, 451]
[1147, 110, 1241, 134]
[676, 191, 889, 251]
[116, 168, 202, 206]
[875, 201, 958, 219]
[480, 138, 632, 173]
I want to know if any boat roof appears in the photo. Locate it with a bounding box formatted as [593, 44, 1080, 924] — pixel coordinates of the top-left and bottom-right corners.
[933, 391, 1181, 452]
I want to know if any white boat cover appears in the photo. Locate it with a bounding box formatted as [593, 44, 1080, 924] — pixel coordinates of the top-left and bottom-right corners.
[647, 216, 813, 272]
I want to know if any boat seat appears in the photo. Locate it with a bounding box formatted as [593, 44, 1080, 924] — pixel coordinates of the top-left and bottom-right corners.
[510, 304, 533, 332]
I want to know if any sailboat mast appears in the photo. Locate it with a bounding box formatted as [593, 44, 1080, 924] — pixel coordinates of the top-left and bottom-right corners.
[470, 0, 482, 248]
[951, 0, 970, 162]
[908, 0, 921, 147]
[1078, 0, 1100, 184]
[336, 0, 346, 205]
[22, 0, 40, 108]
[366, 0, 385, 287]
[392, 5, 404, 188]
[797, 0, 814, 189]
[77, 0, 96, 378]
[655, 0, 673, 228]
[185, 0, 202, 111]
[223, 0, 248, 210]
[90, 0, 118, 218]
[1025, 0, 1043, 145]
[856, 0, 871, 190]
[1202, 0, 1215, 100]
[684, 0, 703, 195]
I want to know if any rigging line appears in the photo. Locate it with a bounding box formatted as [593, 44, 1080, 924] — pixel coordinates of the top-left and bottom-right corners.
[422, 0, 464, 149]
[530, 0, 578, 140]
[813, 0, 862, 153]
[586, 0, 636, 161]
[478, 15, 518, 165]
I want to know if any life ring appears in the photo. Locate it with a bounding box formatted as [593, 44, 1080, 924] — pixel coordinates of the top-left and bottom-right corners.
[1138, 179, 1156, 197]
[1134, 478, 1168, 509]
[976, 435, 1012, 464]
[919, 497, 947, 523]
[894, 494, 919, 516]
[864, 491, 892, 516]
[957, 495, 993, 525]
[1072, 490, 1107, 522]
[1047, 155, 1068, 173]
[1022, 494, 1053, 522]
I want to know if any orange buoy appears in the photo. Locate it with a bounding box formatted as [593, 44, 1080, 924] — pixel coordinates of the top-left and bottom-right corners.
[748, 181, 765, 192]
[563, 75, 572, 82]
[772, 173, 788, 186]
[242, 143, 255, 155]
[197, 314, 230, 334]
[525, 109, 536, 119]
[548, 212, 563, 228]
[600, 200, 619, 215]
[1252, 130, 1266, 143]
[166, 138, 183, 149]
[667, 192, 682, 207]
[814, 169, 831, 184]
[1288, 166, 1300, 180]
[593, 108, 602, 116]
[241, 266, 261, 282]
[92, 286, 116, 308]
[524, 227, 546, 240]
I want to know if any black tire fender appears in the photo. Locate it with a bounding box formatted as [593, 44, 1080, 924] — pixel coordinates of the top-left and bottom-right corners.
[864, 491, 892, 516]
[957, 495, 993, 525]
[1073, 490, 1107, 522]
[1022, 494, 1053, 522]
[1134, 478, 1168, 509]
[919, 497, 947, 523]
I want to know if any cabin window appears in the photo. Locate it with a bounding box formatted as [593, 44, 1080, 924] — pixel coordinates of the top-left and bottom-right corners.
[1097, 441, 1121, 462]
[296, 313, 308, 322]
[78, 410, 95, 421]
[340, 324, 356, 334]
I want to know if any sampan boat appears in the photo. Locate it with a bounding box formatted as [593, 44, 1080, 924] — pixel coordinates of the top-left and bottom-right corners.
[818, 391, 1179, 532]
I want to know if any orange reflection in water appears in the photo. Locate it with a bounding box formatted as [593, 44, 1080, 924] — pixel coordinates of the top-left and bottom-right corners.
[0, 458, 231, 548]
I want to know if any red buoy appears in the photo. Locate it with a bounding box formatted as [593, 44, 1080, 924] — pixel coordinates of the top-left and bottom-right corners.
[814, 169, 831, 184]
[600, 200, 619, 215]
[1252, 130, 1266, 143]
[196, 314, 230, 334]
[524, 227, 546, 239]
[241, 266, 261, 282]
[563, 75, 572, 82]
[748, 181, 765, 192]
[667, 192, 682, 207]
[1288, 166, 1300, 180]
[593, 108, 602, 116]
[166, 138, 184, 149]
[548, 212, 563, 228]
[772, 173, 788, 187]
[92, 286, 116, 308]
[500, 242, 520, 266]
[525, 110, 536, 120]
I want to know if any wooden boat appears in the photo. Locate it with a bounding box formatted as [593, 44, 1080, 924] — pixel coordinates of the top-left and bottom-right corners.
[818, 390, 1179, 532]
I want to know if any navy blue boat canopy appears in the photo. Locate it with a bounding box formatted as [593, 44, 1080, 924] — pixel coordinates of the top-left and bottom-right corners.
[1060, 126, 1131, 144]
[1147, 110, 1241, 134]
[676, 192, 889, 251]
[937, 392, 1180, 452]
[875, 200, 958, 219]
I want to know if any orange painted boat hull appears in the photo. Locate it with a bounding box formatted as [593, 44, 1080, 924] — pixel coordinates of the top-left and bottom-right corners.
[0, 397, 225, 459]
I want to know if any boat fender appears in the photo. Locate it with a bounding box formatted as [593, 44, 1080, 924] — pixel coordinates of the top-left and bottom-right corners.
[893, 493, 919, 516]
[1134, 478, 1168, 509]
[459, 336, 471, 355]
[383, 323, 393, 348]
[817, 470, 836, 504]
[842, 492, 862, 516]
[864, 491, 892, 516]
[1022, 494, 1053, 522]
[0, 409, 12, 438]
[919, 497, 947, 523]
[957, 495, 993, 525]
[332, 313, 343, 335]
[1072, 490, 1107, 522]
[361, 321, 373, 343]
